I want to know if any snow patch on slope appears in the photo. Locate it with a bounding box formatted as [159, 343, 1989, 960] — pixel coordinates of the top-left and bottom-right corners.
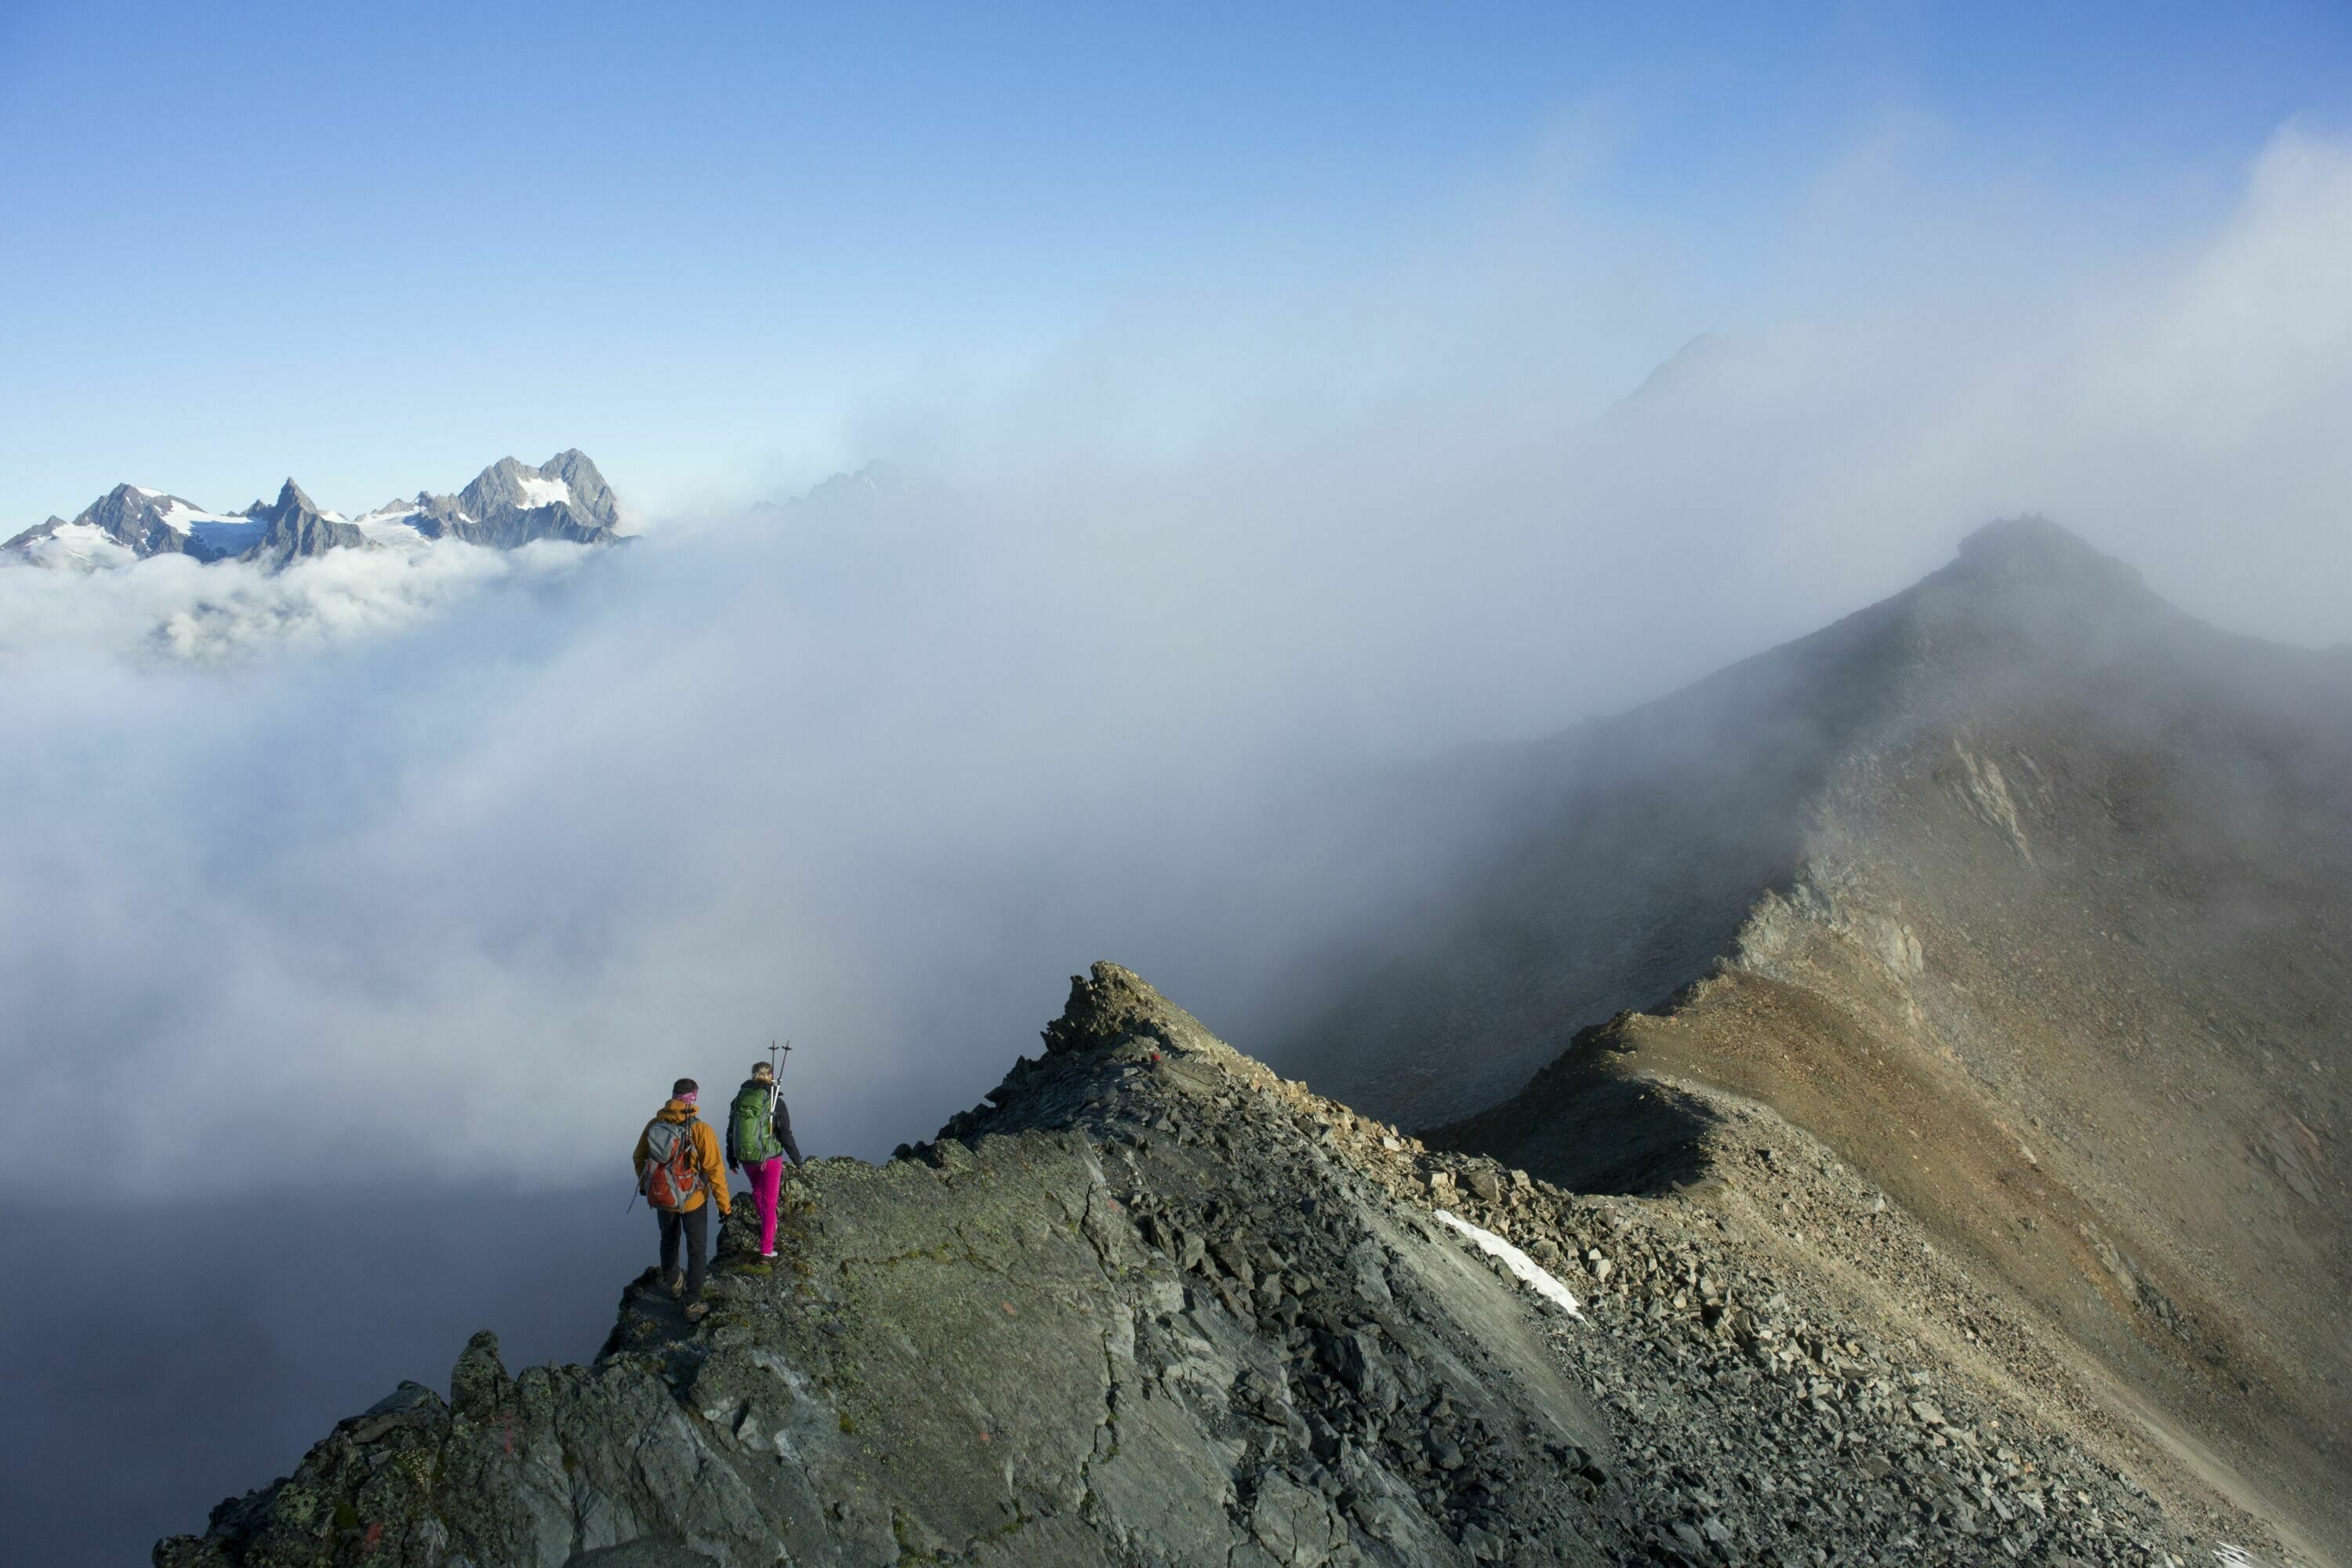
[18, 523, 137, 570]
[1435, 1208, 1584, 1318]
[156, 502, 252, 533]
[515, 475, 572, 509]
[155, 502, 267, 556]
[352, 506, 426, 547]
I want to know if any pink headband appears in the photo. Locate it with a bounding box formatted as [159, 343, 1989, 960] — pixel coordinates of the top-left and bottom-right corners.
[677, 1091, 699, 1105]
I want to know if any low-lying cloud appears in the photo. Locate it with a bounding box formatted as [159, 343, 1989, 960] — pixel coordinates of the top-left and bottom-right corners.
[5, 128, 2350, 1204]
[0, 533, 597, 661]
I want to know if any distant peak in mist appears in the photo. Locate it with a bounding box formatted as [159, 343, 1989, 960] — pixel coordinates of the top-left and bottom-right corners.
[1606, 332, 1728, 417]
[1951, 514, 2143, 583]
[753, 458, 916, 516]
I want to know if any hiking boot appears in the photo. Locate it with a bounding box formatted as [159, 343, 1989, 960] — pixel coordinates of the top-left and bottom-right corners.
[666, 1272, 684, 1299]
[761, 1250, 778, 1260]
[683, 1301, 710, 1323]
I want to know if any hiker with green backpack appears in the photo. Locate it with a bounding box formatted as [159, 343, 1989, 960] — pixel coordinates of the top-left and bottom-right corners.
[633, 1077, 731, 1319]
[727, 1058, 804, 1260]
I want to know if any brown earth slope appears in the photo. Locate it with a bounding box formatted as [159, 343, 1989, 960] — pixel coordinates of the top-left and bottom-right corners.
[1283, 521, 2352, 1560]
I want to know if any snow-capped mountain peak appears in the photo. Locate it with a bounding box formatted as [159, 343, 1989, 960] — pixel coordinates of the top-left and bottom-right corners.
[4, 451, 625, 574]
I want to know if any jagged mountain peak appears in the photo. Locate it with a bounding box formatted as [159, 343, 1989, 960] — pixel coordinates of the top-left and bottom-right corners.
[241, 481, 368, 568]
[427, 448, 622, 548]
[759, 458, 915, 516]
[2, 482, 218, 563]
[6, 450, 623, 574]
[1606, 331, 1731, 418]
[82, 484, 176, 526]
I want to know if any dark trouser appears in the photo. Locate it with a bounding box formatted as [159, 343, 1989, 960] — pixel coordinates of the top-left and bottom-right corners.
[657, 1201, 710, 1302]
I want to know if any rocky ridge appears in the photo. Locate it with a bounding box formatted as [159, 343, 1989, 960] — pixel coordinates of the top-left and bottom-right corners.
[158, 966, 2300, 1567]
[1281, 520, 2352, 1561]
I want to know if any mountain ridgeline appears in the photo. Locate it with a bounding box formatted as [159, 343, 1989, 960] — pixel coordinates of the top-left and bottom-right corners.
[154, 522, 2346, 1567]
[2, 450, 622, 571]
[159, 965, 2313, 1567]
[1280, 518, 2352, 1561]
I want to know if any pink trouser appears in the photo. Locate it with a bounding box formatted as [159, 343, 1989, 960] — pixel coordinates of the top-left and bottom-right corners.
[745, 1156, 786, 1254]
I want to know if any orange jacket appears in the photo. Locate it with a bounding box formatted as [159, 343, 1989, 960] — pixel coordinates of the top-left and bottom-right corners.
[633, 1100, 731, 1215]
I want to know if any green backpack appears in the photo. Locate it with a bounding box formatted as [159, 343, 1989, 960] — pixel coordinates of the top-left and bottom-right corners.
[731, 1083, 783, 1164]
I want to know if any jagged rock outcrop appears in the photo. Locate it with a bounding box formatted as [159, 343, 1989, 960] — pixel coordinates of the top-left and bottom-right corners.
[158, 966, 2307, 1567]
[1283, 519, 2352, 1561]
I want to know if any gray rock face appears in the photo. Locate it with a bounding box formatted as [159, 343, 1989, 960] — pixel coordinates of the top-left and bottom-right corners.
[154, 964, 2299, 1568]
[540, 448, 624, 528]
[238, 479, 373, 568]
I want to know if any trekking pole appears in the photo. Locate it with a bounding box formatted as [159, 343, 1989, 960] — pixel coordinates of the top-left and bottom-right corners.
[767, 1040, 791, 1121]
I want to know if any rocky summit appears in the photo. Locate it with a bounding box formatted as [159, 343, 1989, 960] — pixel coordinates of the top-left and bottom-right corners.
[158, 964, 2309, 1567]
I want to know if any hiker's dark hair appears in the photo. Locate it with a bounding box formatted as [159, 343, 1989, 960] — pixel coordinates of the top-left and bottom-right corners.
[673, 1077, 699, 1097]
[752, 1060, 774, 1076]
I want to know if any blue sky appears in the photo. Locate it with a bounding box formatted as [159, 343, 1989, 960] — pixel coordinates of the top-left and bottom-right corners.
[2, 0, 2348, 522]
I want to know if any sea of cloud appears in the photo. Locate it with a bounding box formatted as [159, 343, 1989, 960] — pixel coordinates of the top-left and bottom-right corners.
[0, 532, 597, 661]
[3, 129, 2349, 1202]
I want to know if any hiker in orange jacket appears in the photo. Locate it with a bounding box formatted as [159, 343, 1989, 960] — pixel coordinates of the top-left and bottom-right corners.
[633, 1077, 731, 1319]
